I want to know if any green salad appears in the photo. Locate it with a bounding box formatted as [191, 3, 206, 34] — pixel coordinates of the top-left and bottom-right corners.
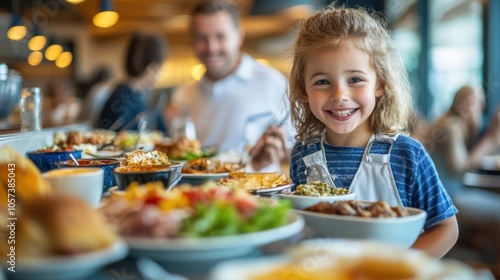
[181, 199, 291, 237]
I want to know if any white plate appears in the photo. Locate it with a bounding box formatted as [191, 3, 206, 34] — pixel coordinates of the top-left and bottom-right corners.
[277, 192, 356, 209]
[209, 239, 491, 280]
[251, 183, 294, 194]
[3, 240, 128, 280]
[179, 173, 230, 185]
[125, 212, 304, 262]
[88, 150, 125, 158]
[479, 155, 500, 171]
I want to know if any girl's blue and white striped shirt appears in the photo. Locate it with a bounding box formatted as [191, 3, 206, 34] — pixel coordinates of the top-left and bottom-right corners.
[290, 134, 458, 230]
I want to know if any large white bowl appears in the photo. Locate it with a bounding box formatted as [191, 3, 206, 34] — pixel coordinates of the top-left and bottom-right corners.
[294, 202, 427, 248]
[3, 240, 128, 280]
[277, 192, 356, 209]
[209, 239, 487, 280]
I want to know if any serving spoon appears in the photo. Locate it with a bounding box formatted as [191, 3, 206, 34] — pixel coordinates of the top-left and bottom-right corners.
[69, 153, 79, 166]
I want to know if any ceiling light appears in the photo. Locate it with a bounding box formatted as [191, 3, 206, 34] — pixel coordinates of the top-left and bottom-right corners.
[28, 26, 46, 51]
[66, 0, 86, 4]
[45, 41, 63, 61]
[28, 35, 47, 51]
[7, 0, 27, 41]
[55, 51, 73, 68]
[93, 0, 119, 28]
[28, 51, 43, 66]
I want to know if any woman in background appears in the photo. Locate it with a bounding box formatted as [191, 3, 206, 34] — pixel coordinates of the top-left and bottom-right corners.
[426, 86, 500, 254]
[97, 32, 168, 133]
[78, 67, 114, 127]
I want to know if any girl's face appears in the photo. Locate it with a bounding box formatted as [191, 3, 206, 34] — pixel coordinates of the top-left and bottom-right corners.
[304, 44, 383, 146]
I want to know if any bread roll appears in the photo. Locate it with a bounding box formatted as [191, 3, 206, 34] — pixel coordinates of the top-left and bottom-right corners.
[0, 145, 51, 208]
[15, 194, 116, 258]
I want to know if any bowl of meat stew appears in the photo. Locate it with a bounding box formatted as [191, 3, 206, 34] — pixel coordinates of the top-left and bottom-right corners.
[294, 200, 427, 248]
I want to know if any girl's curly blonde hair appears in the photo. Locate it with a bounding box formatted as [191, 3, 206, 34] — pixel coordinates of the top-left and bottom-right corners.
[289, 5, 413, 142]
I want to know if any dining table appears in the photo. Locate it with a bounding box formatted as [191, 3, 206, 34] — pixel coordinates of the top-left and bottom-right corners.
[462, 169, 500, 194]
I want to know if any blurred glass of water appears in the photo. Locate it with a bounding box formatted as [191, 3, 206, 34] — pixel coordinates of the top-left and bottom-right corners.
[19, 87, 42, 132]
[170, 114, 196, 140]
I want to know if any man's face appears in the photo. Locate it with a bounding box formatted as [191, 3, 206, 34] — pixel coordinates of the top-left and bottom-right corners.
[191, 10, 243, 80]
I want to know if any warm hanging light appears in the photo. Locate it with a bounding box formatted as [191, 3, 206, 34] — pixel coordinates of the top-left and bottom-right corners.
[190, 64, 206, 81]
[66, 0, 86, 4]
[45, 40, 63, 61]
[7, 1, 27, 41]
[28, 51, 43, 66]
[28, 26, 46, 51]
[92, 0, 119, 28]
[28, 34, 46, 51]
[7, 16, 27, 41]
[55, 51, 73, 68]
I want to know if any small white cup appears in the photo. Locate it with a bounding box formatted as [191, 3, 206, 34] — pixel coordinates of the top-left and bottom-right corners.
[43, 167, 104, 207]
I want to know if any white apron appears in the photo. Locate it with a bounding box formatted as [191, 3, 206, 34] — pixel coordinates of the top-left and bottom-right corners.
[303, 133, 403, 207]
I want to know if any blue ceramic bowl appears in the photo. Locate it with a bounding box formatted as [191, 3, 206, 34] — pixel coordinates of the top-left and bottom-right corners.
[26, 150, 83, 173]
[55, 158, 121, 193]
[113, 161, 184, 191]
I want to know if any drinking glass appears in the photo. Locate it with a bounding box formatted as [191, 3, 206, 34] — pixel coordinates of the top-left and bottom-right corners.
[170, 114, 196, 141]
[19, 87, 43, 132]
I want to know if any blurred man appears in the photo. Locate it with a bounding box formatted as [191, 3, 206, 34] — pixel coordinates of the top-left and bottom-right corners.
[171, 0, 293, 171]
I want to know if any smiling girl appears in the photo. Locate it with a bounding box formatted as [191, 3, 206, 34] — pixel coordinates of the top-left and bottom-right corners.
[288, 5, 458, 258]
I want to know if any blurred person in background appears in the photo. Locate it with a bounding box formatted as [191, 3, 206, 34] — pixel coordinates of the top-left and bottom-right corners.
[170, 0, 293, 172]
[426, 86, 500, 197]
[78, 67, 115, 127]
[97, 32, 168, 133]
[425, 85, 500, 261]
[44, 78, 81, 126]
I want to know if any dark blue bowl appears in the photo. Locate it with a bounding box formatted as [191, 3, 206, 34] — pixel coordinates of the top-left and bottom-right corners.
[26, 150, 83, 173]
[113, 161, 184, 191]
[55, 158, 121, 193]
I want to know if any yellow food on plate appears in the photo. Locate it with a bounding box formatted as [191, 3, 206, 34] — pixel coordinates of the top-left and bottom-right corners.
[251, 256, 417, 280]
[217, 171, 292, 191]
[0, 145, 51, 207]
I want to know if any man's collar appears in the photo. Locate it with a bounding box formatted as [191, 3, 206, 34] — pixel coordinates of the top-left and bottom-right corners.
[232, 53, 253, 81]
[201, 53, 253, 84]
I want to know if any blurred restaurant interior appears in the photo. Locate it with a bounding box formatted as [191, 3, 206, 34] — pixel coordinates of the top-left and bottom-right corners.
[1, 0, 500, 278]
[0, 0, 498, 127]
